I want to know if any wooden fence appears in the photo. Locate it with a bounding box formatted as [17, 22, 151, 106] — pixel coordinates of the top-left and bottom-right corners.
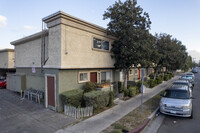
[64, 105, 93, 119]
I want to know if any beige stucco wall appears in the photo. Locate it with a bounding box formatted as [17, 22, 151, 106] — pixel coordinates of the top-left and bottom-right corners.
[44, 25, 61, 68]
[16, 68, 45, 91]
[15, 38, 42, 68]
[0, 52, 8, 68]
[60, 24, 115, 69]
[8, 51, 15, 68]
[129, 68, 139, 81]
[0, 51, 15, 69]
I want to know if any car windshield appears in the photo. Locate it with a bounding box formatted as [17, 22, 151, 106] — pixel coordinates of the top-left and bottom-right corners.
[163, 90, 189, 99]
[173, 82, 188, 86]
[182, 76, 192, 79]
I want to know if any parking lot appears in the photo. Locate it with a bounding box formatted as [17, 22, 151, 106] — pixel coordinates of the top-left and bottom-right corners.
[0, 89, 77, 133]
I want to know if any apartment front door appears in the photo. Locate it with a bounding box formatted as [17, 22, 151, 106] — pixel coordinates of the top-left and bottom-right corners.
[90, 72, 97, 83]
[47, 76, 55, 108]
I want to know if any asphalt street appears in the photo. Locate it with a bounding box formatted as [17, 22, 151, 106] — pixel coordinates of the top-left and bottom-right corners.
[157, 68, 200, 133]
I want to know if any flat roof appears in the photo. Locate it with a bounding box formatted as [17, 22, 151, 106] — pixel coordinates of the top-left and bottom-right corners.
[0, 48, 14, 53]
[43, 11, 107, 31]
[11, 30, 48, 45]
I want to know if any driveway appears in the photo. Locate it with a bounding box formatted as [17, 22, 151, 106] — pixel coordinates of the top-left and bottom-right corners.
[0, 89, 77, 133]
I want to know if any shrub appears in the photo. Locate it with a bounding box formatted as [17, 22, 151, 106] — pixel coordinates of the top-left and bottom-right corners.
[124, 89, 129, 97]
[128, 87, 137, 97]
[164, 74, 170, 81]
[168, 72, 174, 79]
[108, 91, 114, 106]
[83, 91, 110, 109]
[156, 77, 163, 84]
[127, 84, 131, 89]
[83, 82, 97, 93]
[149, 73, 154, 79]
[159, 74, 164, 80]
[136, 81, 142, 89]
[148, 79, 157, 88]
[60, 89, 83, 107]
[118, 82, 123, 93]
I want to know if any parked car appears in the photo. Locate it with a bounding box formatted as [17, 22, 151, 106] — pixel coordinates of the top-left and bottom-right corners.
[0, 76, 6, 80]
[160, 85, 193, 118]
[185, 73, 195, 79]
[173, 79, 193, 90]
[192, 68, 198, 73]
[181, 75, 194, 87]
[0, 80, 6, 88]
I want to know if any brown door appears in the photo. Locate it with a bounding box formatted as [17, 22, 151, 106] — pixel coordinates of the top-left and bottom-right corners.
[47, 76, 55, 107]
[138, 69, 141, 79]
[90, 72, 97, 83]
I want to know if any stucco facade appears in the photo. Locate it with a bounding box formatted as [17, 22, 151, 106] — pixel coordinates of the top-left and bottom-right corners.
[10, 11, 119, 112]
[11, 32, 47, 68]
[43, 11, 115, 69]
[0, 49, 15, 69]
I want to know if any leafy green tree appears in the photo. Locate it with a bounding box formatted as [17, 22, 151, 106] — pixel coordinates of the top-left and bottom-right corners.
[184, 55, 192, 72]
[103, 0, 151, 88]
[153, 33, 188, 74]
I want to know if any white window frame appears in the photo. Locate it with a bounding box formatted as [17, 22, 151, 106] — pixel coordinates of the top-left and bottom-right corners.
[78, 72, 89, 83]
[92, 37, 110, 52]
[100, 71, 111, 83]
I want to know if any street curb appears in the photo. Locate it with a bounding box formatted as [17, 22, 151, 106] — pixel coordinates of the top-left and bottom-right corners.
[128, 107, 159, 133]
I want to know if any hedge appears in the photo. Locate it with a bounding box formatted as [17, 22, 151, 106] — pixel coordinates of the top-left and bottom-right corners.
[83, 82, 97, 93]
[128, 87, 137, 97]
[148, 79, 157, 88]
[164, 74, 170, 81]
[60, 89, 83, 108]
[118, 81, 123, 93]
[156, 77, 163, 84]
[83, 91, 110, 109]
[124, 89, 129, 97]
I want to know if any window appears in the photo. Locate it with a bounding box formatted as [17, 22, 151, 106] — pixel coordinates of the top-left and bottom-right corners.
[135, 70, 138, 75]
[129, 70, 133, 75]
[79, 73, 88, 82]
[93, 38, 109, 50]
[101, 71, 111, 83]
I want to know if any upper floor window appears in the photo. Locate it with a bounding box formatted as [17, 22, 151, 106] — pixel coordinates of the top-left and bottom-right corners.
[93, 38, 109, 51]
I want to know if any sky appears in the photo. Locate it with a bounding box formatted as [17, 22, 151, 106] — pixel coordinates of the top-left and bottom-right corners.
[0, 0, 200, 59]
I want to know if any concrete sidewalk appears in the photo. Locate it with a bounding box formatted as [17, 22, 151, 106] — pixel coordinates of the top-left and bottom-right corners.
[56, 76, 180, 133]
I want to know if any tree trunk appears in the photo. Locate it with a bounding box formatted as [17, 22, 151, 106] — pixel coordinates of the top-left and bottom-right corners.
[123, 69, 128, 89]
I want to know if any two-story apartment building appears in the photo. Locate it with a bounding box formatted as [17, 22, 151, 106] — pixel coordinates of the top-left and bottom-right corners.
[11, 11, 117, 111]
[0, 49, 15, 79]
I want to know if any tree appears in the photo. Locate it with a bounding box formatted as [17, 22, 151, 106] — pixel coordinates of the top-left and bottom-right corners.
[153, 33, 188, 74]
[184, 55, 192, 72]
[103, 0, 152, 89]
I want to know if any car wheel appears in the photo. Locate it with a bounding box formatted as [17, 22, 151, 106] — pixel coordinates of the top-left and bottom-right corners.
[189, 109, 193, 119]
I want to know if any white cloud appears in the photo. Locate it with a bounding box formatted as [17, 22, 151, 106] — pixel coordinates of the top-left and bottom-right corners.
[23, 25, 37, 30]
[0, 15, 7, 28]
